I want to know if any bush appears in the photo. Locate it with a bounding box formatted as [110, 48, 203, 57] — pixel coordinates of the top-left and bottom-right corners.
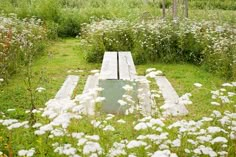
[0, 14, 47, 82]
[81, 19, 236, 79]
[85, 36, 105, 63]
[57, 11, 81, 37]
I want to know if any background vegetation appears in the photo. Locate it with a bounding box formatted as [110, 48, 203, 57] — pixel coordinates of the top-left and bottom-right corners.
[0, 0, 235, 81]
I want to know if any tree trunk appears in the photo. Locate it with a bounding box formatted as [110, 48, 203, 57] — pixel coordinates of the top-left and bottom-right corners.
[184, 0, 188, 18]
[172, 0, 177, 19]
[162, 0, 166, 18]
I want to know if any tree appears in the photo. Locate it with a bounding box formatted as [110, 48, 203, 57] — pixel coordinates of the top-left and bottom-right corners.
[172, 0, 177, 19]
[184, 0, 188, 18]
[162, 0, 166, 18]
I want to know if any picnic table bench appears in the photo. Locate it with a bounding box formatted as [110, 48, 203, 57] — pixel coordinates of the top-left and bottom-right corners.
[99, 51, 138, 113]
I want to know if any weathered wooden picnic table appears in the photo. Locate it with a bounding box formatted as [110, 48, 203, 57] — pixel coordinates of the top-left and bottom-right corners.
[99, 51, 138, 113]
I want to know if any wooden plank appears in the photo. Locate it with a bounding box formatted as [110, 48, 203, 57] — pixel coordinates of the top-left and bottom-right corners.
[55, 75, 79, 100]
[83, 75, 99, 94]
[137, 76, 152, 115]
[119, 51, 136, 80]
[82, 75, 99, 115]
[155, 76, 188, 116]
[100, 52, 118, 80]
[155, 76, 179, 103]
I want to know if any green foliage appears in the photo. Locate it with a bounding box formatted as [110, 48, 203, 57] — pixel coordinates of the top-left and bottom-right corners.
[57, 11, 81, 37]
[190, 0, 236, 10]
[85, 36, 105, 63]
[34, 0, 61, 22]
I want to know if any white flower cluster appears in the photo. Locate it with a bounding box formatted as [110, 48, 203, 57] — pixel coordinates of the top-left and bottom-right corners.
[82, 19, 236, 77]
[0, 119, 29, 130]
[145, 68, 163, 78]
[91, 115, 116, 132]
[134, 116, 165, 131]
[0, 14, 47, 81]
[53, 143, 78, 157]
[211, 82, 236, 106]
[34, 98, 83, 136]
[18, 148, 35, 157]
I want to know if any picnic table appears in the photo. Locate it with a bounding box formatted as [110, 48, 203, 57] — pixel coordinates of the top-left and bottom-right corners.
[99, 51, 138, 113]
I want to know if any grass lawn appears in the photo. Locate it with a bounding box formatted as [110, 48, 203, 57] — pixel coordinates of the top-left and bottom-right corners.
[0, 38, 235, 156]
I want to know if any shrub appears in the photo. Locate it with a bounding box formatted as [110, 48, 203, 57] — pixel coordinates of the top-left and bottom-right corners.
[57, 10, 81, 37]
[0, 14, 47, 82]
[85, 36, 105, 63]
[81, 19, 236, 79]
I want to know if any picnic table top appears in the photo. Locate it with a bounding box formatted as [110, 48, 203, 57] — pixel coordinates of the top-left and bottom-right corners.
[100, 51, 136, 80]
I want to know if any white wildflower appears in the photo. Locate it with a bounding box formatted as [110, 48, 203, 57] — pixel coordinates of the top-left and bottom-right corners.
[146, 68, 156, 73]
[72, 132, 85, 139]
[36, 87, 46, 92]
[103, 125, 115, 131]
[83, 142, 102, 155]
[159, 144, 169, 150]
[211, 137, 228, 144]
[211, 110, 222, 117]
[149, 118, 165, 127]
[172, 139, 181, 147]
[85, 135, 100, 141]
[152, 150, 177, 157]
[91, 120, 102, 128]
[197, 135, 212, 143]
[123, 85, 133, 91]
[207, 126, 226, 134]
[78, 138, 88, 146]
[218, 151, 228, 156]
[117, 119, 126, 124]
[184, 149, 191, 153]
[211, 101, 220, 106]
[95, 97, 105, 103]
[194, 83, 202, 88]
[220, 96, 230, 104]
[134, 122, 148, 130]
[18, 148, 35, 157]
[127, 140, 147, 149]
[230, 132, 236, 140]
[118, 100, 127, 106]
[222, 83, 233, 87]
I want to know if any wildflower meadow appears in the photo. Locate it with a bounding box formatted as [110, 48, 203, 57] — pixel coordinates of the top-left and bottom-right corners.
[0, 0, 236, 157]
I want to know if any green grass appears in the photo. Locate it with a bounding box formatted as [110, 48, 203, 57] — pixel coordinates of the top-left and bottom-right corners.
[137, 64, 234, 120]
[0, 38, 100, 119]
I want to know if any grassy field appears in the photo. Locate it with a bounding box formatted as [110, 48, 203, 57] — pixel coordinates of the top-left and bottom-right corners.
[0, 38, 230, 119]
[0, 38, 235, 156]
